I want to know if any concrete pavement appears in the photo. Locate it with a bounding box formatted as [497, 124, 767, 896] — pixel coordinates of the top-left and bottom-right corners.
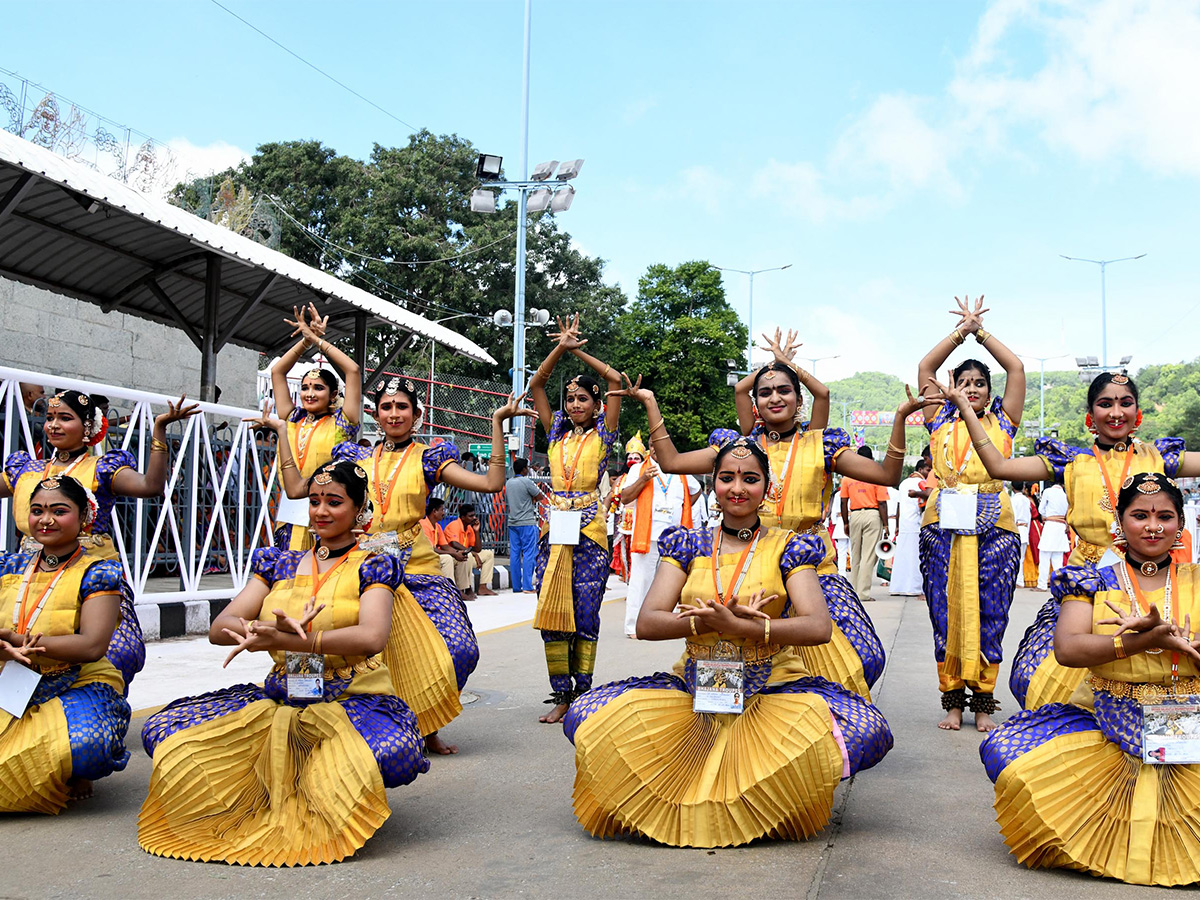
[1, 578, 1168, 898]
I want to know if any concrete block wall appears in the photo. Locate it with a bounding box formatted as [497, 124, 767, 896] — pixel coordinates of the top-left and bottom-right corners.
[0, 278, 260, 408]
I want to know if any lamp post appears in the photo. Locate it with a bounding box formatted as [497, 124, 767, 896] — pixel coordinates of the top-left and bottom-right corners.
[1019, 353, 1070, 438]
[714, 263, 792, 368]
[1061, 253, 1145, 367]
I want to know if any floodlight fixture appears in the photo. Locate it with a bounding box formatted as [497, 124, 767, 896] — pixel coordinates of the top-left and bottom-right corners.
[526, 188, 553, 212]
[470, 189, 497, 214]
[549, 185, 575, 212]
[493, 309, 514, 327]
[556, 159, 585, 181]
[528, 308, 551, 326]
[530, 160, 559, 181]
[1119, 355, 1133, 366]
[1075, 357, 1089, 368]
[1088, 356, 1099, 367]
[476, 154, 503, 180]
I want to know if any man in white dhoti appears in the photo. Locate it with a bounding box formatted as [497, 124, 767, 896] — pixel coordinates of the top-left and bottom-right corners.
[1037, 481, 1069, 590]
[890, 458, 931, 596]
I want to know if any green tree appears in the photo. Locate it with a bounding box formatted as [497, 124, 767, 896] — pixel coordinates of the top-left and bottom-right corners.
[611, 261, 748, 450]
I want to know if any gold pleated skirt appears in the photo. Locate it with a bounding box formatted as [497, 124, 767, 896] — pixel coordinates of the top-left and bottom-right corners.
[0, 698, 72, 814]
[995, 729, 1200, 885]
[572, 687, 843, 848]
[138, 699, 389, 866]
[1023, 654, 1088, 710]
[801, 626, 871, 701]
[381, 585, 462, 735]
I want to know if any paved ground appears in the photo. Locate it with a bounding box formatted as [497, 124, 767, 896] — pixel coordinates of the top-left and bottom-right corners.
[1, 578, 1168, 899]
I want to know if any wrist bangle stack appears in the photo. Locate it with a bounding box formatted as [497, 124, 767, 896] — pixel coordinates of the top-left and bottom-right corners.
[948, 329, 965, 347]
[150, 438, 170, 454]
[648, 418, 666, 436]
[972, 437, 993, 451]
[312, 630, 324, 656]
[763, 618, 771, 644]
[280, 458, 297, 471]
[975, 328, 993, 345]
[488, 458, 506, 467]
[1113, 633, 1126, 659]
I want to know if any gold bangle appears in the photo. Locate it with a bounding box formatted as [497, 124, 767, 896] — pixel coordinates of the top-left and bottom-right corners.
[150, 438, 169, 454]
[601, 364, 611, 380]
[972, 438, 993, 450]
[763, 618, 771, 644]
[280, 458, 297, 471]
[948, 329, 965, 346]
[690, 616, 699, 636]
[648, 418, 666, 436]
[795, 367, 810, 385]
[975, 328, 992, 345]
[1113, 633, 1126, 659]
[313, 630, 324, 656]
[488, 458, 506, 467]
[887, 441, 906, 455]
[650, 434, 671, 444]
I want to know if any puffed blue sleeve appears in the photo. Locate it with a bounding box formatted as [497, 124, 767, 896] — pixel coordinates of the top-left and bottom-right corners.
[546, 410, 568, 445]
[96, 449, 138, 492]
[780, 533, 826, 578]
[81, 560, 124, 599]
[926, 400, 957, 435]
[332, 407, 360, 443]
[708, 427, 741, 451]
[822, 427, 852, 472]
[1050, 564, 1106, 603]
[990, 396, 1017, 439]
[332, 440, 370, 464]
[1155, 437, 1186, 478]
[359, 554, 401, 593]
[423, 442, 461, 489]
[1032, 438, 1083, 484]
[657, 525, 704, 571]
[251, 547, 283, 585]
[0, 550, 35, 577]
[596, 411, 619, 449]
[2, 451, 34, 492]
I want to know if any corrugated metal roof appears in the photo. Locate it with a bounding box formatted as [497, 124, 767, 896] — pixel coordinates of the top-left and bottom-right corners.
[0, 129, 496, 364]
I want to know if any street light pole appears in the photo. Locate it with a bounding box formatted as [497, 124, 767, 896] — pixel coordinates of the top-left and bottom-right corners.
[1061, 254, 1145, 367]
[1019, 353, 1070, 438]
[511, 0, 533, 453]
[714, 263, 792, 367]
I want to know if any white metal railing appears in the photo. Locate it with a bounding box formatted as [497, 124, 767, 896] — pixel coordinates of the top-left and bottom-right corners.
[0, 365, 279, 607]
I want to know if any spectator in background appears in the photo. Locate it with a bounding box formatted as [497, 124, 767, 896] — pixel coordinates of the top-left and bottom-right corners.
[19, 382, 45, 458]
[443, 504, 496, 600]
[1036, 480, 1069, 591]
[506, 457, 542, 594]
[840, 445, 891, 602]
[421, 497, 466, 573]
[460, 451, 477, 472]
[1010, 481, 1039, 589]
[891, 457, 931, 596]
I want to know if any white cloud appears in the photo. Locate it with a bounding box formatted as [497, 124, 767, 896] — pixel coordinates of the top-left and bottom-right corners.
[678, 164, 730, 213]
[166, 138, 251, 181]
[622, 96, 658, 124]
[751, 159, 883, 223]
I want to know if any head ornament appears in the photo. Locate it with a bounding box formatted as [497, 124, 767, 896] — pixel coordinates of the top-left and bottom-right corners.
[625, 431, 647, 456]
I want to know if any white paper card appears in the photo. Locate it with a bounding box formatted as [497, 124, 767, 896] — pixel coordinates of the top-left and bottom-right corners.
[549, 510, 582, 546]
[285, 651, 325, 699]
[0, 660, 41, 717]
[693, 659, 745, 714]
[1143, 697, 1200, 764]
[276, 495, 310, 527]
[938, 490, 977, 531]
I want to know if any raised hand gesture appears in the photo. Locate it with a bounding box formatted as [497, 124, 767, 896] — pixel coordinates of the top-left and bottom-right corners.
[606, 372, 654, 406]
[549, 313, 586, 351]
[221, 617, 274, 667]
[924, 371, 969, 411]
[950, 295, 989, 334]
[897, 383, 940, 418]
[760, 327, 801, 367]
[271, 597, 326, 641]
[242, 397, 286, 433]
[155, 394, 202, 429]
[493, 392, 538, 423]
[286, 303, 329, 346]
[728, 589, 777, 621]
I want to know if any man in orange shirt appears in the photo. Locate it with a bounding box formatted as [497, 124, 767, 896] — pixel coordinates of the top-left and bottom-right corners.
[442, 504, 496, 600]
[840, 445, 891, 602]
[421, 497, 467, 573]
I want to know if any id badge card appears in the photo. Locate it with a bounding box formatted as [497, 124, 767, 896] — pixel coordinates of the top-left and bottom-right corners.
[938, 489, 976, 531]
[1142, 696, 1200, 764]
[285, 651, 325, 700]
[549, 509, 582, 545]
[0, 660, 41, 717]
[693, 641, 745, 715]
[276, 495, 310, 527]
[359, 530, 401, 557]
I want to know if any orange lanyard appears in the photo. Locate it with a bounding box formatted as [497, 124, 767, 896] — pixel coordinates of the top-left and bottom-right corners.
[309, 544, 357, 606]
[13, 548, 83, 633]
[1092, 444, 1135, 512]
[293, 416, 327, 472]
[710, 530, 760, 607]
[559, 428, 593, 491]
[949, 419, 972, 476]
[372, 444, 416, 519]
[760, 433, 799, 518]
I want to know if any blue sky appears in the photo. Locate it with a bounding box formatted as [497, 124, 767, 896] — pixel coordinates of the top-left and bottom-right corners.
[4, 0, 1199, 385]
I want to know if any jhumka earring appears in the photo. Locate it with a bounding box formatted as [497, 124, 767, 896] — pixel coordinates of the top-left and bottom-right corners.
[1112, 523, 1128, 550]
[1129, 410, 1143, 440]
[1172, 530, 1185, 551]
[1085, 413, 1097, 435]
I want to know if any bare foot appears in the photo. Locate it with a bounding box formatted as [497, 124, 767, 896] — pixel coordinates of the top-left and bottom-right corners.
[477, 586, 498, 596]
[539, 703, 569, 724]
[937, 708, 962, 731]
[462, 589, 476, 602]
[67, 777, 94, 800]
[975, 712, 997, 733]
[425, 732, 459, 755]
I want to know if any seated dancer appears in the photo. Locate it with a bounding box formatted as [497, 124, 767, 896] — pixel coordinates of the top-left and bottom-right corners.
[269, 303, 362, 551]
[0, 475, 134, 812]
[943, 369, 1196, 711]
[1, 388, 197, 686]
[139, 460, 427, 867]
[321, 377, 530, 754]
[981, 473, 1200, 886]
[614, 328, 928, 700]
[564, 437, 892, 847]
[527, 315, 623, 725]
[917, 296, 1024, 732]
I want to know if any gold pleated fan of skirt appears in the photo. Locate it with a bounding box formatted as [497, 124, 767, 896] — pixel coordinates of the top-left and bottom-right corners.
[138, 699, 389, 866]
[572, 687, 844, 848]
[800, 627, 871, 701]
[1022, 654, 1087, 710]
[995, 729, 1200, 886]
[381, 585, 462, 735]
[0, 698, 72, 814]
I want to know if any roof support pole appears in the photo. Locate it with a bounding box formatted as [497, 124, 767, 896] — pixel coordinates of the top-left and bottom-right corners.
[0, 173, 34, 227]
[363, 336, 409, 395]
[200, 253, 221, 402]
[353, 312, 368, 373]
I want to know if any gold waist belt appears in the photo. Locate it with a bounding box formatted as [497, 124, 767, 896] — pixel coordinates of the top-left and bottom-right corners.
[1076, 539, 1112, 564]
[272, 655, 383, 681]
[687, 640, 778, 666]
[550, 491, 600, 511]
[1089, 675, 1200, 702]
